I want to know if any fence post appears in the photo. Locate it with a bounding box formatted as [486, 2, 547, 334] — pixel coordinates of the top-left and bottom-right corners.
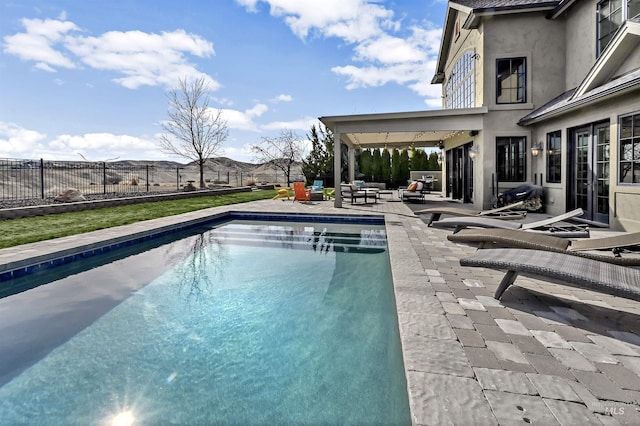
[146, 165, 150, 192]
[103, 162, 107, 194]
[40, 159, 45, 199]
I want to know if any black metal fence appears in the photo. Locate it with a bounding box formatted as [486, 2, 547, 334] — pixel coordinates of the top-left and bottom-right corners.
[0, 158, 288, 201]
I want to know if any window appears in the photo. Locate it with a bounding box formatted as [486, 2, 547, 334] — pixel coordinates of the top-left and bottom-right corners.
[445, 52, 475, 109]
[546, 131, 562, 183]
[496, 58, 526, 104]
[598, 1, 640, 56]
[496, 137, 526, 182]
[619, 112, 640, 184]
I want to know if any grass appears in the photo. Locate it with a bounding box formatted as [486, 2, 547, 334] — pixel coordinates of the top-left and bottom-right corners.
[0, 190, 278, 249]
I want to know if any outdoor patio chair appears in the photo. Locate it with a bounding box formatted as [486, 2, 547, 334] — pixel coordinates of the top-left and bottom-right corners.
[310, 180, 324, 191]
[340, 184, 375, 204]
[432, 208, 589, 238]
[459, 248, 640, 301]
[272, 185, 290, 200]
[415, 201, 526, 226]
[293, 182, 311, 202]
[448, 228, 640, 266]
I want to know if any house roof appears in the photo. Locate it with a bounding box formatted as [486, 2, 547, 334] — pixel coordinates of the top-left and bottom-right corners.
[453, 1, 559, 11]
[432, 1, 559, 83]
[519, 67, 640, 125]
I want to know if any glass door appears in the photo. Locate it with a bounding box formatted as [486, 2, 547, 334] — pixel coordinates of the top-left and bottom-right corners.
[569, 122, 609, 224]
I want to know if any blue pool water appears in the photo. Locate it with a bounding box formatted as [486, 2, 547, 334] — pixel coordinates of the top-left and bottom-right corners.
[0, 217, 410, 425]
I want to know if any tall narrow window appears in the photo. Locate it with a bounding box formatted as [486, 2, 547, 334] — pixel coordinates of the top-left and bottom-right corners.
[496, 137, 526, 182]
[444, 52, 475, 109]
[546, 131, 562, 183]
[619, 112, 640, 184]
[496, 58, 526, 104]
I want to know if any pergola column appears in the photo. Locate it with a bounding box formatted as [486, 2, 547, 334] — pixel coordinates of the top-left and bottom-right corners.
[333, 131, 342, 208]
[348, 148, 356, 183]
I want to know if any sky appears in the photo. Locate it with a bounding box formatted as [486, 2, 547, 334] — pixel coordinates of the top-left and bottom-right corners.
[0, 0, 448, 164]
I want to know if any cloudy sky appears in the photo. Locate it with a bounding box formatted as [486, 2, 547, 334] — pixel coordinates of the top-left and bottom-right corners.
[0, 0, 447, 163]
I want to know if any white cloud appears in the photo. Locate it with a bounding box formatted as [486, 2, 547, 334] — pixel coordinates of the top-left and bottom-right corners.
[3, 18, 218, 90]
[0, 122, 177, 161]
[273, 94, 292, 102]
[237, 0, 394, 42]
[2, 18, 78, 70]
[235, 1, 443, 105]
[0, 122, 48, 157]
[261, 117, 320, 132]
[220, 103, 269, 131]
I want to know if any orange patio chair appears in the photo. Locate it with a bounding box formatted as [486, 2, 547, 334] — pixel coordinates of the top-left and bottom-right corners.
[293, 182, 311, 202]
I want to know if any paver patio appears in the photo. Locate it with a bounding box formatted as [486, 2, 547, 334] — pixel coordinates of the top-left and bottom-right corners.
[0, 192, 638, 425]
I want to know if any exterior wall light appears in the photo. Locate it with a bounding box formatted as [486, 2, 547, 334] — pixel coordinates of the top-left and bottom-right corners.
[531, 142, 543, 157]
[468, 145, 479, 159]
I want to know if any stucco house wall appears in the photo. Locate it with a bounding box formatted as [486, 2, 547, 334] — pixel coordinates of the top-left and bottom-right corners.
[562, 0, 598, 90]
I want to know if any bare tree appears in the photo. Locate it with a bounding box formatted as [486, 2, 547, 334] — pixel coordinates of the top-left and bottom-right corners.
[251, 129, 306, 186]
[159, 76, 228, 189]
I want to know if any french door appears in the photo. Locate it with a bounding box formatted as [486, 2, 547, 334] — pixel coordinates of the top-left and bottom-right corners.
[445, 143, 473, 203]
[569, 122, 610, 224]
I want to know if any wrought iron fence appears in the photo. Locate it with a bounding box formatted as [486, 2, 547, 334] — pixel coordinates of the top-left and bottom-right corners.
[0, 158, 290, 201]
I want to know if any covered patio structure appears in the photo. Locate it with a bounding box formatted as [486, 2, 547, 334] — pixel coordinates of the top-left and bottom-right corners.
[319, 107, 488, 208]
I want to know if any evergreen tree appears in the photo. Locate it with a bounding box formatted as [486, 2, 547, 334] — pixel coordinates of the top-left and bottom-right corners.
[381, 149, 391, 184]
[372, 149, 382, 181]
[399, 149, 410, 183]
[391, 148, 402, 187]
[301, 124, 335, 186]
[360, 149, 372, 180]
[428, 151, 441, 170]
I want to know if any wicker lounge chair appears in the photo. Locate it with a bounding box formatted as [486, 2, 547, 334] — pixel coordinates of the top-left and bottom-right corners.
[415, 201, 526, 226]
[432, 208, 589, 238]
[459, 248, 640, 301]
[448, 229, 640, 266]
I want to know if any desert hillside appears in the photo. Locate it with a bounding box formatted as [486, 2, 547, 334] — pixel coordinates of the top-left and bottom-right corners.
[0, 157, 303, 200]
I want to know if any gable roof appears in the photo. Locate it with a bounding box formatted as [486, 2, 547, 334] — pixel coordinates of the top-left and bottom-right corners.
[519, 67, 640, 125]
[433, 1, 559, 83]
[573, 18, 640, 98]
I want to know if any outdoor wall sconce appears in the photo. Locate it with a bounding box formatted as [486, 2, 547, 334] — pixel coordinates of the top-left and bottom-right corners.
[437, 151, 443, 166]
[468, 145, 479, 159]
[531, 142, 543, 157]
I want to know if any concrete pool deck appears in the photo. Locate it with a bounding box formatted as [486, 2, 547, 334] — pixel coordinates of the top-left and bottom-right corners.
[1, 194, 639, 425]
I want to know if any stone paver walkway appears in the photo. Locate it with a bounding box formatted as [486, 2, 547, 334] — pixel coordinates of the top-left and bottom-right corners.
[0, 193, 639, 425]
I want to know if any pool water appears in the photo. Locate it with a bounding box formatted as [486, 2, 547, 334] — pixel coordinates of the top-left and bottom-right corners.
[0, 219, 410, 425]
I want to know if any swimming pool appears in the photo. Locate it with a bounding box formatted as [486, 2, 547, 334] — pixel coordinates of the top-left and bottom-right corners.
[0, 213, 411, 425]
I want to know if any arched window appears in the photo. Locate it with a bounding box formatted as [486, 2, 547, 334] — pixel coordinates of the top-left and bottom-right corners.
[445, 51, 475, 109]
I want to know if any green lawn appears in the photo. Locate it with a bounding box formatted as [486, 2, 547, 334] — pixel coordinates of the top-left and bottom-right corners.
[0, 190, 277, 249]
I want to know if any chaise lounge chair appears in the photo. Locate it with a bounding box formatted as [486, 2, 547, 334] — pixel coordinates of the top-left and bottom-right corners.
[459, 248, 640, 301]
[432, 208, 589, 238]
[448, 228, 640, 266]
[415, 201, 526, 226]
